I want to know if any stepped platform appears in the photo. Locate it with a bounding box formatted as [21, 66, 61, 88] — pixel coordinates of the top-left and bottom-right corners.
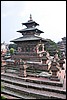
[1, 90, 36, 99]
[1, 73, 63, 87]
[1, 73, 66, 99]
[1, 76, 65, 94]
[1, 93, 20, 99]
[2, 82, 66, 99]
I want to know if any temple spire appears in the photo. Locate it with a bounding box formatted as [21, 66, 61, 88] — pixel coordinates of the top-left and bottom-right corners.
[30, 14, 32, 20]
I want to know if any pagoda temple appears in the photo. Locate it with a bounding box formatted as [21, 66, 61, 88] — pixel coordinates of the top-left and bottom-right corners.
[1, 15, 66, 99]
[11, 14, 48, 61]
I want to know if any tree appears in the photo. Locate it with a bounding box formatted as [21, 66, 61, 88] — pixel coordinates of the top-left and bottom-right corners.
[10, 48, 14, 55]
[9, 43, 18, 50]
[45, 39, 61, 57]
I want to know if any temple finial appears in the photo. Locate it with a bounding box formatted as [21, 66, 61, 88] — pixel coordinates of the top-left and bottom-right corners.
[30, 14, 32, 20]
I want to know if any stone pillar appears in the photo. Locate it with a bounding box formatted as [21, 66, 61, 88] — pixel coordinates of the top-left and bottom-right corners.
[59, 58, 65, 70]
[42, 52, 48, 64]
[1, 65, 6, 73]
[50, 61, 60, 81]
[36, 46, 39, 53]
[46, 51, 50, 59]
[1, 60, 6, 73]
[54, 53, 59, 61]
[42, 44, 44, 52]
[18, 59, 24, 77]
[23, 61, 27, 77]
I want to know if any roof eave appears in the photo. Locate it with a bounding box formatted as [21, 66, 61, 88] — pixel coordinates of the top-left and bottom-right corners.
[22, 21, 39, 26]
[17, 29, 44, 33]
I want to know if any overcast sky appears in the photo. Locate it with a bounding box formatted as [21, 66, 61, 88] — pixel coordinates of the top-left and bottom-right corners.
[1, 1, 66, 44]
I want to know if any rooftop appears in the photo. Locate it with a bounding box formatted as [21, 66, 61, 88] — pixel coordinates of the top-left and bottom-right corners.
[17, 27, 44, 33]
[10, 35, 47, 42]
[22, 20, 39, 26]
[22, 14, 39, 26]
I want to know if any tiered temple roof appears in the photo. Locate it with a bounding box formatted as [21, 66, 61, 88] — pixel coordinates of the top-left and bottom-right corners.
[10, 14, 46, 43]
[11, 36, 47, 42]
[17, 27, 44, 34]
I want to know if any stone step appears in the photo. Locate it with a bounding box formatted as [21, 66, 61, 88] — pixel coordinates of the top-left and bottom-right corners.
[27, 72, 40, 78]
[6, 68, 48, 78]
[2, 82, 66, 99]
[27, 69, 48, 73]
[1, 77, 66, 94]
[1, 73, 63, 87]
[5, 69, 19, 73]
[6, 66, 19, 70]
[2, 89, 36, 99]
[4, 70, 19, 76]
[5, 65, 19, 69]
[1, 93, 20, 99]
[4, 67, 19, 73]
[27, 71, 52, 79]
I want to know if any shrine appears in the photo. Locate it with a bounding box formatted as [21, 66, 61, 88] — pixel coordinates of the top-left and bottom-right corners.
[10, 14, 65, 79]
[1, 15, 66, 99]
[10, 14, 48, 62]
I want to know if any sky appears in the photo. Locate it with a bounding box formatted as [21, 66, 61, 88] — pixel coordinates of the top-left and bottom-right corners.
[1, 1, 66, 44]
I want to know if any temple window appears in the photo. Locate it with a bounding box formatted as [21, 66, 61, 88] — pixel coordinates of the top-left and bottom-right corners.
[18, 47, 22, 52]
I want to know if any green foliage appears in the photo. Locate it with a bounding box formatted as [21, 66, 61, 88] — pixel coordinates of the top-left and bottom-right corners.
[9, 43, 18, 50]
[45, 39, 61, 56]
[1, 96, 6, 99]
[1, 85, 6, 99]
[10, 48, 14, 55]
[1, 85, 3, 91]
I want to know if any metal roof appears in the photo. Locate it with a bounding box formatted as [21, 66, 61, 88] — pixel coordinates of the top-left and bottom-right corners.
[22, 20, 39, 26]
[10, 36, 47, 42]
[17, 27, 44, 33]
